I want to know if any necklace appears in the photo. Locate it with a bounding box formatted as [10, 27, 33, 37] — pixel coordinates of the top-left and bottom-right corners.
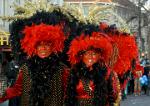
[81, 78, 93, 96]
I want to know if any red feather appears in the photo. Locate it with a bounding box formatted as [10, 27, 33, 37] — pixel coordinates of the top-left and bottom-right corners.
[68, 32, 113, 65]
[20, 23, 66, 57]
[111, 34, 138, 76]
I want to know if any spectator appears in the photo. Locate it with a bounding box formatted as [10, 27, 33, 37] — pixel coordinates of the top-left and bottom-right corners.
[133, 63, 144, 96]
[146, 70, 150, 95]
[134, 71, 142, 96]
[141, 58, 150, 67]
[144, 63, 150, 77]
[140, 75, 148, 94]
[0, 63, 2, 74]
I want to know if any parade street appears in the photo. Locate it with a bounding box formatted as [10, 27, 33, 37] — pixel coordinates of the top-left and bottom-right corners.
[0, 101, 8, 106]
[1, 95, 150, 106]
[121, 95, 150, 106]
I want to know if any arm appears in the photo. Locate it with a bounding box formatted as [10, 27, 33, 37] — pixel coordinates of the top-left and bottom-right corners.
[0, 70, 23, 103]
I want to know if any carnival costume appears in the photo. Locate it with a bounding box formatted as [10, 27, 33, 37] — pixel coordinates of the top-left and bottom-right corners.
[0, 4, 80, 106]
[99, 22, 139, 99]
[133, 61, 144, 95]
[65, 25, 120, 106]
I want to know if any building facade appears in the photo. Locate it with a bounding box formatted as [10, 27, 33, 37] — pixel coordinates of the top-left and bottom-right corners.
[115, 0, 150, 57]
[112, 0, 149, 56]
[64, 0, 149, 57]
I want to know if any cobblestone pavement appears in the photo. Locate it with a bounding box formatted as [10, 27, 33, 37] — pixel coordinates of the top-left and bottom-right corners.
[121, 95, 150, 106]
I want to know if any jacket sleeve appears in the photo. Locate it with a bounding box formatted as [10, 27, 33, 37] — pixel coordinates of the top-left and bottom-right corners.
[0, 70, 23, 103]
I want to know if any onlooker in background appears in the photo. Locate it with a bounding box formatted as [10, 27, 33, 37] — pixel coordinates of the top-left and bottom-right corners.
[133, 63, 143, 96]
[142, 62, 150, 95]
[134, 70, 143, 96]
[0, 63, 2, 74]
[140, 74, 148, 95]
[144, 62, 150, 77]
[146, 69, 150, 95]
[141, 57, 150, 67]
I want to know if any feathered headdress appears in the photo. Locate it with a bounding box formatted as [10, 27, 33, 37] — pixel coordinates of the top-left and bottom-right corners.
[21, 23, 66, 57]
[99, 23, 138, 76]
[68, 32, 113, 65]
[111, 34, 138, 76]
[8, 8, 80, 59]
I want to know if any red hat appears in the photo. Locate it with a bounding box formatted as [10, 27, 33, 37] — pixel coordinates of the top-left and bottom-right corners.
[68, 32, 113, 65]
[21, 23, 66, 57]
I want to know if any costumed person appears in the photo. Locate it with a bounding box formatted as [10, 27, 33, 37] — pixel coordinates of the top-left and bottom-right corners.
[65, 25, 121, 106]
[147, 70, 150, 95]
[99, 22, 122, 104]
[0, 5, 80, 106]
[99, 22, 139, 100]
[133, 61, 143, 96]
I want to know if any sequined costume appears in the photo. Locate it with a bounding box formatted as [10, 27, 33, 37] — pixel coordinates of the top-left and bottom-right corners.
[0, 63, 69, 106]
[0, 6, 80, 106]
[133, 63, 144, 95]
[65, 25, 121, 106]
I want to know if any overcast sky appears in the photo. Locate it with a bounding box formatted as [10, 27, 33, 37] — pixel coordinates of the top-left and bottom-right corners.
[144, 0, 150, 9]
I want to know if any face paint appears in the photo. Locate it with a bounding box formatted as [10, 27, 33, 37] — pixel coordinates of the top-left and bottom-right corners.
[82, 50, 100, 68]
[36, 42, 52, 59]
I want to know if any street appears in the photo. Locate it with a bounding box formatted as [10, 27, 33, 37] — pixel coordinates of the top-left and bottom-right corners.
[0, 95, 150, 106]
[0, 101, 8, 106]
[121, 95, 150, 106]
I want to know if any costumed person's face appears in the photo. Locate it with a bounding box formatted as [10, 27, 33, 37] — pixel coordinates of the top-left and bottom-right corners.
[36, 42, 52, 58]
[82, 50, 100, 68]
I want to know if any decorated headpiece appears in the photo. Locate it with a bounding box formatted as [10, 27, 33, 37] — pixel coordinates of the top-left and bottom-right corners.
[21, 23, 66, 56]
[110, 33, 138, 76]
[8, 4, 80, 59]
[99, 23, 139, 76]
[68, 32, 113, 65]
